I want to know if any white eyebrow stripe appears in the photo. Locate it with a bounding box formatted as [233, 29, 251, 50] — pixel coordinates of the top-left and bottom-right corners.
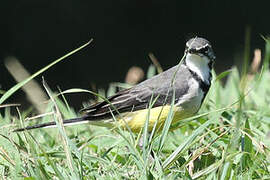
[195, 44, 210, 50]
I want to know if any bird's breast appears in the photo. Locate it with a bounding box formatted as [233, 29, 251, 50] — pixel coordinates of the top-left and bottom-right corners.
[175, 78, 206, 114]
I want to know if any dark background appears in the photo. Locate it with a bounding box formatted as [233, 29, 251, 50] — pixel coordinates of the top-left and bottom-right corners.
[0, 1, 269, 110]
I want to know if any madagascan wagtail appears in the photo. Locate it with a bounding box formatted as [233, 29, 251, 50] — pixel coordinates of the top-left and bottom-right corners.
[14, 37, 215, 133]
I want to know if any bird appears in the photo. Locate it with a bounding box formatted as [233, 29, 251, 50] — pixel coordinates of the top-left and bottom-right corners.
[14, 37, 215, 133]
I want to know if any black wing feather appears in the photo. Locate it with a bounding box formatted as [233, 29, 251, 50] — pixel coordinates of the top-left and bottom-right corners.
[81, 65, 191, 120]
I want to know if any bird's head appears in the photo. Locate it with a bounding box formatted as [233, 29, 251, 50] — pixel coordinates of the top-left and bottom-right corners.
[183, 37, 215, 84]
[185, 37, 216, 67]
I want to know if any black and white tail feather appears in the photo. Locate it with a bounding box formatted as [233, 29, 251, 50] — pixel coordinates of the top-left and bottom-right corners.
[13, 117, 88, 132]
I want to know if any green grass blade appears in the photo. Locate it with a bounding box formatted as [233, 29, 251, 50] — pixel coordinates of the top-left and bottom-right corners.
[240, 118, 253, 171]
[220, 162, 232, 180]
[157, 88, 175, 152]
[147, 64, 157, 79]
[261, 35, 270, 69]
[0, 39, 92, 105]
[192, 159, 223, 179]
[27, 133, 66, 180]
[162, 119, 215, 169]
[142, 93, 155, 163]
[214, 69, 233, 82]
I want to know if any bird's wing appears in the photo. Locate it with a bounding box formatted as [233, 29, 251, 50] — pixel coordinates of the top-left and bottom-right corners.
[80, 87, 162, 119]
[81, 65, 191, 120]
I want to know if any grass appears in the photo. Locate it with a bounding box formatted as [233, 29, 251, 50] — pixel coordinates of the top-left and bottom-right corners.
[1, 37, 270, 179]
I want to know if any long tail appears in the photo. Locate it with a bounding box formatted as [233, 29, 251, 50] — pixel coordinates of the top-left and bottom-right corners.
[13, 116, 89, 132]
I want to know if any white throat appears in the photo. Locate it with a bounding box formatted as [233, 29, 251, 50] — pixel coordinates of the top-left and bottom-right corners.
[185, 53, 211, 84]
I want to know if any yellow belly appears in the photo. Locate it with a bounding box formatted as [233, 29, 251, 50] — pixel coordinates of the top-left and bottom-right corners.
[118, 105, 193, 133]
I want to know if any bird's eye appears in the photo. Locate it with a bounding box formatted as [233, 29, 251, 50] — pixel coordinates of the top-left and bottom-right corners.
[188, 48, 196, 54]
[199, 47, 209, 53]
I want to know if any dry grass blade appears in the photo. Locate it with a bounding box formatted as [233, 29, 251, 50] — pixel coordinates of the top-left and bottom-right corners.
[0, 103, 21, 109]
[250, 49, 261, 74]
[148, 53, 163, 73]
[0, 146, 16, 166]
[0, 146, 28, 177]
[188, 129, 229, 177]
[24, 111, 54, 121]
[190, 129, 229, 163]
[5, 57, 48, 113]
